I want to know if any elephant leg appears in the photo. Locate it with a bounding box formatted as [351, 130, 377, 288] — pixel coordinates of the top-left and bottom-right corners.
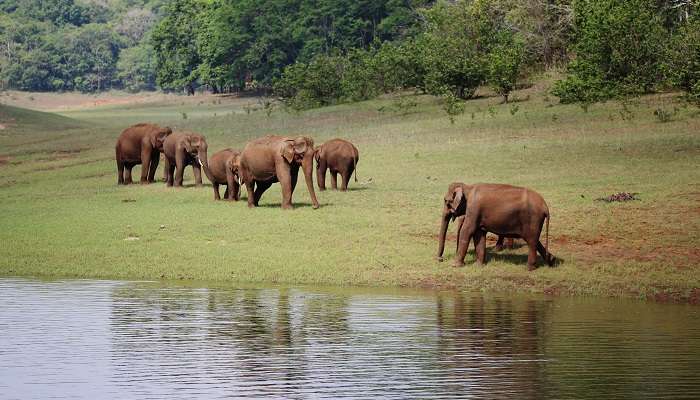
[495, 235, 505, 251]
[317, 160, 327, 191]
[192, 164, 203, 187]
[474, 230, 487, 265]
[253, 180, 272, 207]
[246, 181, 257, 207]
[175, 163, 185, 187]
[213, 183, 221, 200]
[124, 165, 134, 185]
[166, 160, 175, 187]
[117, 160, 124, 185]
[453, 221, 476, 268]
[147, 151, 159, 183]
[140, 148, 151, 184]
[330, 172, 338, 190]
[340, 168, 351, 191]
[278, 165, 294, 210]
[290, 165, 299, 195]
[455, 216, 465, 256]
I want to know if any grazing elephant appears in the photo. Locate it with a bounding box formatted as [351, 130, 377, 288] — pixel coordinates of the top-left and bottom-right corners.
[438, 182, 554, 270]
[163, 131, 210, 187]
[207, 148, 241, 201]
[115, 123, 172, 184]
[437, 182, 513, 262]
[238, 135, 319, 209]
[315, 138, 359, 191]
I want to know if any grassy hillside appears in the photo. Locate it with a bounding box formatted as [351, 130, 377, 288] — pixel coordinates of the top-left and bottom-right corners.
[0, 81, 698, 302]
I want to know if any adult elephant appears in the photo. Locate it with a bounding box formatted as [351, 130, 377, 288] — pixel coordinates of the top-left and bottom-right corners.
[437, 182, 514, 262]
[315, 138, 359, 191]
[238, 135, 319, 209]
[207, 148, 241, 201]
[438, 182, 554, 270]
[163, 131, 210, 187]
[115, 123, 172, 184]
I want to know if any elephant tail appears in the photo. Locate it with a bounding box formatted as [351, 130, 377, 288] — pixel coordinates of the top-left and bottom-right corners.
[353, 156, 358, 182]
[353, 148, 359, 182]
[545, 212, 550, 264]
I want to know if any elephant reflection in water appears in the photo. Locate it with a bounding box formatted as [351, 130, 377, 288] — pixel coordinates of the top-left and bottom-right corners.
[435, 293, 548, 397]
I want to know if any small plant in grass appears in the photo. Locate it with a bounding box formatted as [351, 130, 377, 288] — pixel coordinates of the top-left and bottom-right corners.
[258, 97, 276, 117]
[442, 92, 465, 124]
[653, 107, 676, 123]
[509, 104, 519, 115]
[487, 106, 496, 118]
[181, 112, 187, 120]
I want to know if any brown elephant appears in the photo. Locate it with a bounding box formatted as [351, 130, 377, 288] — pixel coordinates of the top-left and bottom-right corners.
[115, 123, 172, 185]
[438, 182, 514, 262]
[207, 148, 241, 201]
[438, 182, 554, 270]
[163, 131, 210, 187]
[314, 138, 359, 191]
[238, 135, 319, 209]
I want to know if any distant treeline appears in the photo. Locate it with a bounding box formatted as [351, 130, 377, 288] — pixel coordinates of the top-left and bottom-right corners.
[0, 0, 166, 92]
[1, 0, 697, 109]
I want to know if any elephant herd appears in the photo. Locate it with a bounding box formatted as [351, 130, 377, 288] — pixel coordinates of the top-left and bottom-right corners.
[115, 123, 554, 270]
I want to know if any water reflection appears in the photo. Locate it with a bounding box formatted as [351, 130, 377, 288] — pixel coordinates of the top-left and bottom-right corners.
[1, 279, 699, 399]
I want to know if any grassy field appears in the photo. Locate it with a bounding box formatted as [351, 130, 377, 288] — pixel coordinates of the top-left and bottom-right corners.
[1, 78, 699, 302]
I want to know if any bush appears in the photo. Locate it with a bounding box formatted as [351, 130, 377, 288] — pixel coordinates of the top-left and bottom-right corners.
[274, 55, 346, 110]
[553, 0, 670, 103]
[665, 16, 700, 104]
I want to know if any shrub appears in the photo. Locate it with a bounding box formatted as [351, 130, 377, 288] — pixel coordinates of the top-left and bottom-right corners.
[553, 0, 669, 103]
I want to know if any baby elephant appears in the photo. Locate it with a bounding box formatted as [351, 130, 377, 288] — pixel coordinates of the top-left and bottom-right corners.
[315, 138, 359, 191]
[207, 149, 241, 201]
[439, 182, 554, 271]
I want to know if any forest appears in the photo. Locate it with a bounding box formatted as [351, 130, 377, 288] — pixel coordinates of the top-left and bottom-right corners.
[0, 0, 698, 109]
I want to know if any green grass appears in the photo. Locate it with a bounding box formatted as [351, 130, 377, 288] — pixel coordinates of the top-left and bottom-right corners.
[1, 81, 699, 302]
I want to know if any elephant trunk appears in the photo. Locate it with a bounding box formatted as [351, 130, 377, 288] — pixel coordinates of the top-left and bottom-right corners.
[437, 211, 451, 261]
[302, 154, 320, 209]
[199, 149, 215, 184]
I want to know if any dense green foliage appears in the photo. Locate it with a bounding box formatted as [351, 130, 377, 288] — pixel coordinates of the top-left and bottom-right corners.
[552, 0, 697, 104]
[0, 0, 164, 92]
[0, 0, 697, 106]
[149, 0, 429, 92]
[274, 0, 528, 114]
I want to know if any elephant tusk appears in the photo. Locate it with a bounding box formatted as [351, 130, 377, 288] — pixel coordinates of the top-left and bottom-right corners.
[198, 158, 203, 167]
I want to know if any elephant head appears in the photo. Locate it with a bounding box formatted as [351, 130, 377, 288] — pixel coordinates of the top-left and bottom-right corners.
[183, 133, 213, 182]
[437, 182, 470, 261]
[150, 126, 172, 151]
[227, 153, 242, 184]
[281, 136, 319, 209]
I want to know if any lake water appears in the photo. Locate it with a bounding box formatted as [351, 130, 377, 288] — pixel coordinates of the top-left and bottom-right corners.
[1, 278, 699, 399]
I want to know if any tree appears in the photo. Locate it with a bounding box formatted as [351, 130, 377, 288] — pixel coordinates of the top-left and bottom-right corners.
[151, 0, 203, 92]
[552, 0, 671, 103]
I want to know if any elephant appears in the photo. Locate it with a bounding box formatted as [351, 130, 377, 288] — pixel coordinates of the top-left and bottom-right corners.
[115, 123, 172, 184]
[238, 135, 319, 209]
[314, 138, 359, 191]
[162, 131, 210, 187]
[438, 182, 554, 270]
[207, 148, 241, 201]
[438, 183, 514, 262]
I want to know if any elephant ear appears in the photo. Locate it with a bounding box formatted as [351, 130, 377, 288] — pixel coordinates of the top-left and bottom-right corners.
[451, 185, 465, 214]
[281, 140, 295, 163]
[183, 136, 194, 153]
